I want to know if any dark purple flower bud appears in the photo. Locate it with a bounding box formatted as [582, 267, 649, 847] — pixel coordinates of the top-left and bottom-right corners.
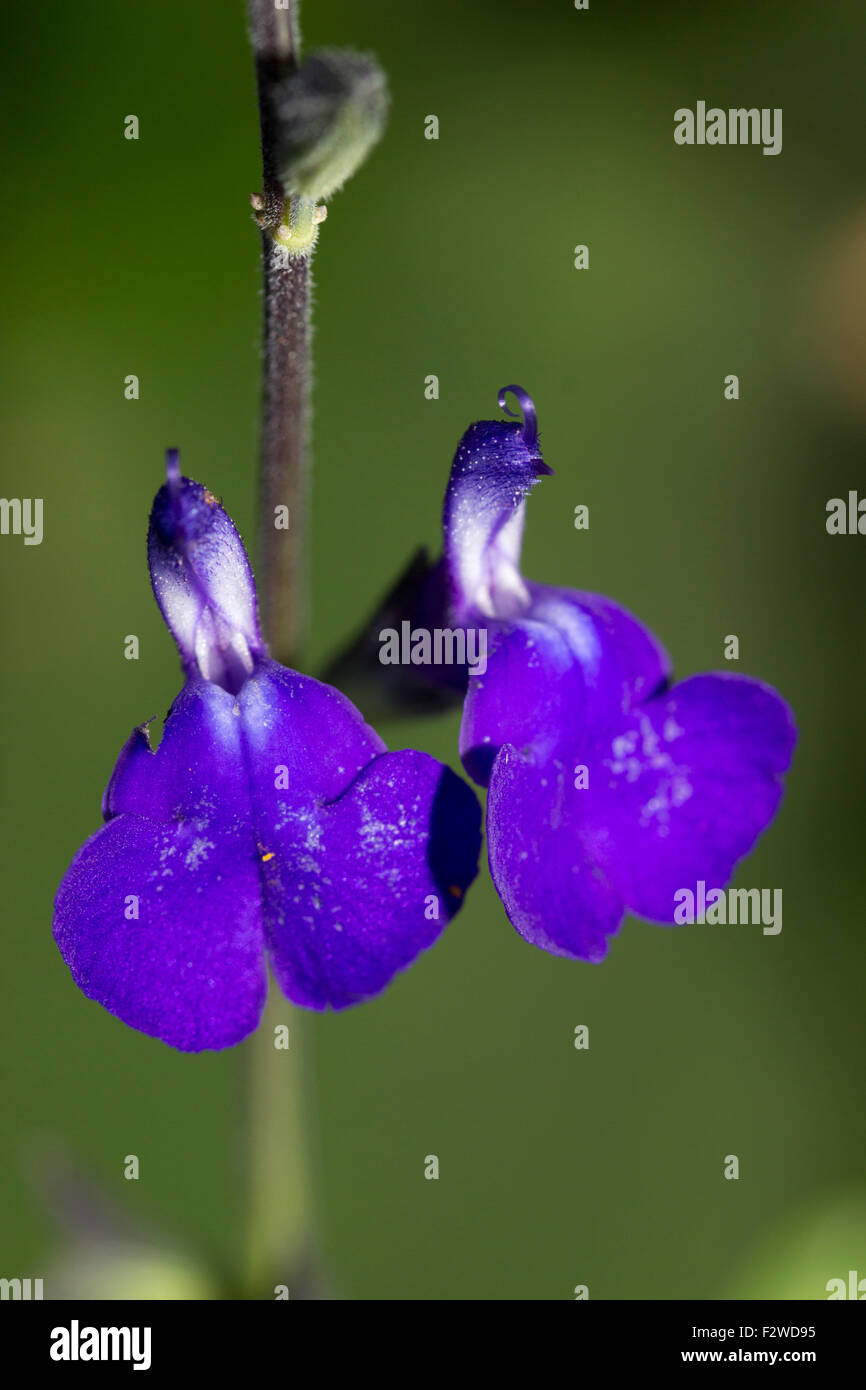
[430, 388, 797, 962]
[53, 454, 481, 1052]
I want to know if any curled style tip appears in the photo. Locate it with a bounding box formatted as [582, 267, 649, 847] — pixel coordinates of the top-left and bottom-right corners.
[165, 448, 181, 492]
[497, 385, 538, 452]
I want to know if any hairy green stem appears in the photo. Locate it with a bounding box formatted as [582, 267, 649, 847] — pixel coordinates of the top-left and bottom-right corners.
[243, 0, 316, 1299]
[243, 987, 314, 1296]
[248, 0, 310, 664]
[257, 239, 311, 662]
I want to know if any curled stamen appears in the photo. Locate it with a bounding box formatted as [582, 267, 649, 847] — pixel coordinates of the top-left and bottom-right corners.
[497, 385, 538, 452]
[165, 448, 181, 494]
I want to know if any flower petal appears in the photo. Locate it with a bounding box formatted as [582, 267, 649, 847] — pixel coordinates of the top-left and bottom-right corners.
[459, 619, 584, 785]
[238, 659, 386, 805]
[459, 587, 670, 786]
[148, 468, 265, 691]
[442, 418, 548, 621]
[261, 750, 482, 1009]
[486, 745, 625, 963]
[103, 679, 248, 824]
[584, 673, 797, 921]
[525, 584, 671, 722]
[486, 673, 795, 961]
[63, 659, 482, 1044]
[53, 816, 267, 1052]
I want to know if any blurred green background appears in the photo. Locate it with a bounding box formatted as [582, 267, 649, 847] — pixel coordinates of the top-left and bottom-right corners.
[2, 0, 865, 1300]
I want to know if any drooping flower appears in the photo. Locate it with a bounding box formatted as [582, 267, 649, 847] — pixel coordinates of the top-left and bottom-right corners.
[53, 452, 481, 1052]
[415, 387, 796, 963]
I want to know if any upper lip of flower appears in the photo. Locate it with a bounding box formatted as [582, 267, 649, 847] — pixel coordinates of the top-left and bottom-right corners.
[440, 387, 554, 626]
[147, 450, 266, 695]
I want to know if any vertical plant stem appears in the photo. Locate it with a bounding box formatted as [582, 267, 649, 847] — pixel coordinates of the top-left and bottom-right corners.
[248, 0, 310, 665]
[259, 245, 310, 663]
[243, 988, 314, 1296]
[244, 0, 316, 1297]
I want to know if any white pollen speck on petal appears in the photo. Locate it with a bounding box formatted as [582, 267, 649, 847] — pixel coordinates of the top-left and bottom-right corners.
[639, 715, 662, 759]
[611, 732, 638, 760]
[185, 837, 215, 870]
[672, 776, 692, 806]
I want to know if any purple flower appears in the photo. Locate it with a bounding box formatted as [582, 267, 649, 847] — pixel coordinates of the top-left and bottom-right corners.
[53, 452, 480, 1052]
[428, 387, 796, 963]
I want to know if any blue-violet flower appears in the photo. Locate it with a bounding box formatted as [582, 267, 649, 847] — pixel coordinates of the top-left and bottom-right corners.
[53, 453, 481, 1051]
[423, 387, 796, 963]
